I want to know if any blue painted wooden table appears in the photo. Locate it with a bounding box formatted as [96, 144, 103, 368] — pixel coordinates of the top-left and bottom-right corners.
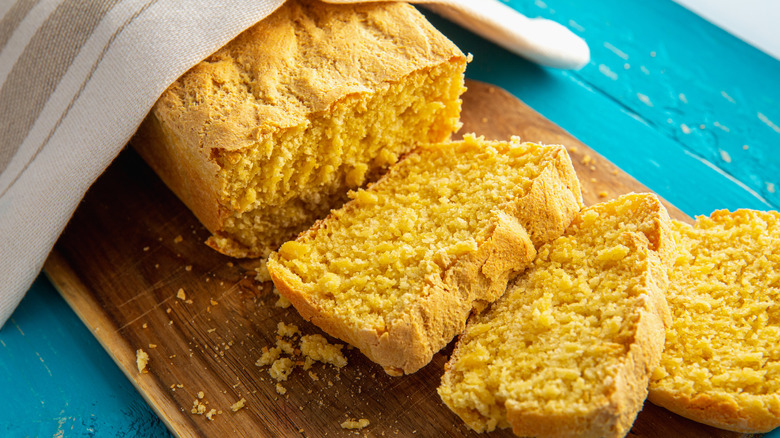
[1, 0, 778, 436]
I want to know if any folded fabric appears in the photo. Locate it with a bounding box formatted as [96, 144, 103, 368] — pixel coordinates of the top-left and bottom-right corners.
[0, 0, 588, 328]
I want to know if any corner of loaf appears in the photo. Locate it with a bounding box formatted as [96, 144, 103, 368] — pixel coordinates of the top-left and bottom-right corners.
[132, 0, 468, 258]
[267, 135, 583, 375]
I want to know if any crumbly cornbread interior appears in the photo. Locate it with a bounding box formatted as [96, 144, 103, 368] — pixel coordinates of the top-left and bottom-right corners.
[650, 210, 780, 428]
[273, 136, 561, 332]
[213, 62, 466, 254]
[439, 195, 666, 433]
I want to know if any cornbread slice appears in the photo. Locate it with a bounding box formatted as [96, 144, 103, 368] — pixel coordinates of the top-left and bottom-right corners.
[649, 210, 780, 433]
[134, 0, 468, 257]
[439, 193, 675, 437]
[268, 135, 583, 375]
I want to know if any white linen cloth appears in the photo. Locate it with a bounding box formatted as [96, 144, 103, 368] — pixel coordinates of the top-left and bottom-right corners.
[0, 0, 588, 328]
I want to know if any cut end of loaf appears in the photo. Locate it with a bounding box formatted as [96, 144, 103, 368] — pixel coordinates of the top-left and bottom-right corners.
[133, 0, 468, 259]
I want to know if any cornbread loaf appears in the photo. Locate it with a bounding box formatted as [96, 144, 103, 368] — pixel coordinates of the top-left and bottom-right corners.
[267, 135, 583, 375]
[134, 0, 468, 258]
[648, 210, 780, 433]
[439, 193, 675, 437]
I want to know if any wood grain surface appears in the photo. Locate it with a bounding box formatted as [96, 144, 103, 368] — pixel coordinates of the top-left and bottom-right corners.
[44, 80, 758, 438]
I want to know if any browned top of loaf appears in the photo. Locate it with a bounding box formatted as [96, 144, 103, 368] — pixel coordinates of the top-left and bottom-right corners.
[153, 0, 465, 153]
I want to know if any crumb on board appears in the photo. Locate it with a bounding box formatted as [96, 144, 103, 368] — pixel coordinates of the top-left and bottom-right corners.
[300, 334, 347, 368]
[256, 346, 282, 367]
[598, 191, 609, 198]
[231, 398, 246, 412]
[210, 299, 219, 306]
[206, 409, 217, 421]
[177, 288, 186, 300]
[276, 383, 287, 395]
[198, 391, 205, 399]
[174, 235, 183, 243]
[568, 146, 579, 154]
[277, 322, 300, 338]
[185, 265, 192, 271]
[255, 260, 271, 283]
[340, 419, 370, 430]
[136, 349, 149, 373]
[269, 358, 294, 381]
[148, 344, 157, 349]
[273, 287, 292, 308]
[142, 323, 148, 329]
[582, 154, 592, 165]
[191, 399, 207, 415]
[277, 339, 295, 355]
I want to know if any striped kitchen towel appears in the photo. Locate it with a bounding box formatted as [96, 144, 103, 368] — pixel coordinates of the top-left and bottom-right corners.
[0, 0, 588, 328]
[0, 0, 286, 327]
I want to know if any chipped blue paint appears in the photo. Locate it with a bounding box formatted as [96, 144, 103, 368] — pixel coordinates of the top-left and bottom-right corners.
[1, 1, 779, 436]
[0, 277, 169, 437]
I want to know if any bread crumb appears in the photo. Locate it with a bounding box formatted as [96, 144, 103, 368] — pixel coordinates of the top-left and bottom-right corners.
[210, 299, 219, 306]
[142, 323, 148, 329]
[582, 154, 592, 165]
[185, 265, 192, 271]
[276, 339, 295, 355]
[143, 246, 150, 252]
[191, 399, 207, 415]
[206, 409, 217, 421]
[174, 235, 183, 243]
[598, 191, 609, 198]
[255, 346, 282, 367]
[208, 328, 216, 333]
[308, 371, 319, 381]
[148, 344, 157, 349]
[272, 287, 292, 308]
[269, 358, 294, 381]
[198, 391, 205, 399]
[299, 334, 347, 368]
[277, 322, 300, 338]
[166, 308, 172, 314]
[136, 349, 149, 373]
[341, 419, 370, 430]
[276, 383, 287, 395]
[177, 288, 186, 300]
[255, 260, 271, 283]
[568, 146, 579, 154]
[230, 398, 246, 412]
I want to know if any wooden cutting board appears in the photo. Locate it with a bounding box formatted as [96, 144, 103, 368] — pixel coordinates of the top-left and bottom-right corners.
[44, 80, 758, 438]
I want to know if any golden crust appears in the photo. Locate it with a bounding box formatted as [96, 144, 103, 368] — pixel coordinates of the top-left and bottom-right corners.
[648, 389, 780, 433]
[268, 140, 583, 375]
[133, 0, 466, 256]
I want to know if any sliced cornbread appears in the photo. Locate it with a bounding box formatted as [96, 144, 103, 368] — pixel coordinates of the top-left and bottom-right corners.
[649, 210, 780, 433]
[267, 135, 583, 375]
[439, 193, 675, 437]
[134, 0, 468, 257]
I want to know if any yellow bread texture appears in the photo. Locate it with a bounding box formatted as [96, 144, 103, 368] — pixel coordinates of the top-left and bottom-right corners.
[267, 135, 583, 375]
[133, 0, 468, 258]
[439, 193, 675, 438]
[648, 210, 780, 433]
